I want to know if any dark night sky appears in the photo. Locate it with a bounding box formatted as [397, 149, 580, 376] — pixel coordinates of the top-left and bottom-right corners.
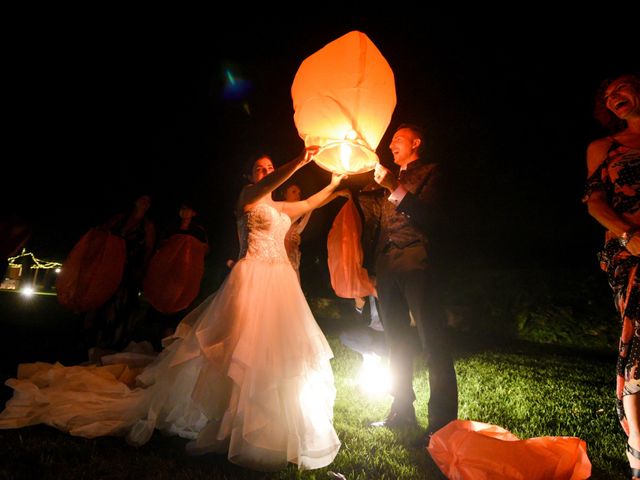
[6, 14, 638, 277]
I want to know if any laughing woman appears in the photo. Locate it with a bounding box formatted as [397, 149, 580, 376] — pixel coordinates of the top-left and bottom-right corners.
[583, 72, 640, 479]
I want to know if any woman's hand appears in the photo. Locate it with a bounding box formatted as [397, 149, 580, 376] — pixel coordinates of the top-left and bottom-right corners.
[330, 172, 347, 187]
[298, 145, 320, 167]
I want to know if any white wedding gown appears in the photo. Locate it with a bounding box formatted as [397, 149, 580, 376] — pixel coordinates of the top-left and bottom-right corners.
[0, 203, 341, 471]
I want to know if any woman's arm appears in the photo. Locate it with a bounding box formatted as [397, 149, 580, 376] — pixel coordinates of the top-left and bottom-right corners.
[291, 190, 350, 233]
[281, 173, 346, 219]
[586, 191, 637, 236]
[586, 138, 611, 177]
[587, 191, 640, 255]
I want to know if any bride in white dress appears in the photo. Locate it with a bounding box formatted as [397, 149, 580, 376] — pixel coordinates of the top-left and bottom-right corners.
[0, 147, 345, 472]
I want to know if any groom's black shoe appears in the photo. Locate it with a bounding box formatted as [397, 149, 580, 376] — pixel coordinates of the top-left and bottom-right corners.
[370, 408, 418, 428]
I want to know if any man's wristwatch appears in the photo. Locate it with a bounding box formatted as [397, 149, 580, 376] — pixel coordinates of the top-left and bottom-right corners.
[620, 228, 639, 247]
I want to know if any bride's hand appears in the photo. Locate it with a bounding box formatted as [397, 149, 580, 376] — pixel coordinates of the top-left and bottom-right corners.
[299, 146, 320, 166]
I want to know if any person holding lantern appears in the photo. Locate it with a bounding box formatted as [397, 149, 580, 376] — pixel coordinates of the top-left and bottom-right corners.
[360, 123, 458, 439]
[0, 147, 345, 472]
[84, 193, 157, 359]
[143, 199, 210, 347]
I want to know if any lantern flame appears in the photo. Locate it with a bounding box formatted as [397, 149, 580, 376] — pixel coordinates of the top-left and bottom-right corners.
[340, 143, 352, 171]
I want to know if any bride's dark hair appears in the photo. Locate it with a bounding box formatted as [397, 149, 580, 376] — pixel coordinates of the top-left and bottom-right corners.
[241, 153, 273, 184]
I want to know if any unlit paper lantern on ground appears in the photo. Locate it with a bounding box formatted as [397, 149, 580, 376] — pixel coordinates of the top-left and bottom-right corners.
[292, 31, 396, 174]
[428, 420, 591, 480]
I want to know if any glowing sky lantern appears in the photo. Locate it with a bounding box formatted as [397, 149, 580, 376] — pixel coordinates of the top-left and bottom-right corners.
[291, 31, 396, 174]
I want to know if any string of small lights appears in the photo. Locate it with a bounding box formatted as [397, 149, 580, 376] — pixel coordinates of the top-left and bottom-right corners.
[8, 249, 62, 270]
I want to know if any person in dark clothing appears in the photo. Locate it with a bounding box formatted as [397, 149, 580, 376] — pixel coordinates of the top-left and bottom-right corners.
[358, 123, 458, 438]
[151, 201, 210, 344]
[173, 202, 209, 245]
[84, 194, 156, 358]
[339, 293, 387, 358]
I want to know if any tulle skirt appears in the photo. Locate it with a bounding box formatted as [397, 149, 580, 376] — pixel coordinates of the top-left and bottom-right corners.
[0, 256, 341, 471]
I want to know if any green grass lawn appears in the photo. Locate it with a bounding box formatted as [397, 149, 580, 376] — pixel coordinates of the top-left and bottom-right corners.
[0, 267, 629, 479]
[0, 337, 627, 479]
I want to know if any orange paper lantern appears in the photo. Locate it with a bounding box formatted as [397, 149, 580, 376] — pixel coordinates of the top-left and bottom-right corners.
[56, 228, 126, 313]
[291, 31, 396, 174]
[143, 234, 208, 314]
[327, 199, 376, 298]
[428, 420, 592, 480]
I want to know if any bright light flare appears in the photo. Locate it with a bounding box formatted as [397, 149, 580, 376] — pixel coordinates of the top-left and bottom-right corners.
[357, 353, 391, 397]
[225, 69, 236, 86]
[20, 286, 34, 297]
[339, 143, 352, 171]
[222, 67, 252, 102]
[299, 370, 333, 433]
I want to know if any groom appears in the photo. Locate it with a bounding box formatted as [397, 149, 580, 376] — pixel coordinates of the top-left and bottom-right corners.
[358, 123, 458, 437]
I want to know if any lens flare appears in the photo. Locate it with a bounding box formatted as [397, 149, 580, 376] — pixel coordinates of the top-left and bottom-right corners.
[357, 353, 391, 396]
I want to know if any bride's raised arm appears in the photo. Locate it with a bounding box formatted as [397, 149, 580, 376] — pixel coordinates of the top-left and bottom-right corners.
[237, 147, 319, 213]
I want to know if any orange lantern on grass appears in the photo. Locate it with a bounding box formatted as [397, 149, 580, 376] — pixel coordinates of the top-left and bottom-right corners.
[291, 31, 396, 174]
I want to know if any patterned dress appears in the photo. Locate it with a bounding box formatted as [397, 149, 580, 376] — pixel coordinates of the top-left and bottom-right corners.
[584, 140, 640, 434]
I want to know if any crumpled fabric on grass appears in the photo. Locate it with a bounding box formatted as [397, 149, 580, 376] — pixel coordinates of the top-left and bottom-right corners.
[427, 419, 591, 480]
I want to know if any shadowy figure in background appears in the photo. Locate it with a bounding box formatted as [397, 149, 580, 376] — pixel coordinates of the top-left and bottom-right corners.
[144, 200, 210, 348]
[360, 123, 458, 440]
[339, 290, 387, 359]
[169, 201, 208, 245]
[282, 183, 313, 283]
[84, 194, 156, 358]
[0, 146, 345, 473]
[583, 72, 640, 479]
[280, 182, 350, 284]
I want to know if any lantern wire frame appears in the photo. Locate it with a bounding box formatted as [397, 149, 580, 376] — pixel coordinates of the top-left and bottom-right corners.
[312, 139, 380, 175]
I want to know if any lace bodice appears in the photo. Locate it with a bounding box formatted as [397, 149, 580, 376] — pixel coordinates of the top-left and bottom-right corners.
[237, 203, 292, 264]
